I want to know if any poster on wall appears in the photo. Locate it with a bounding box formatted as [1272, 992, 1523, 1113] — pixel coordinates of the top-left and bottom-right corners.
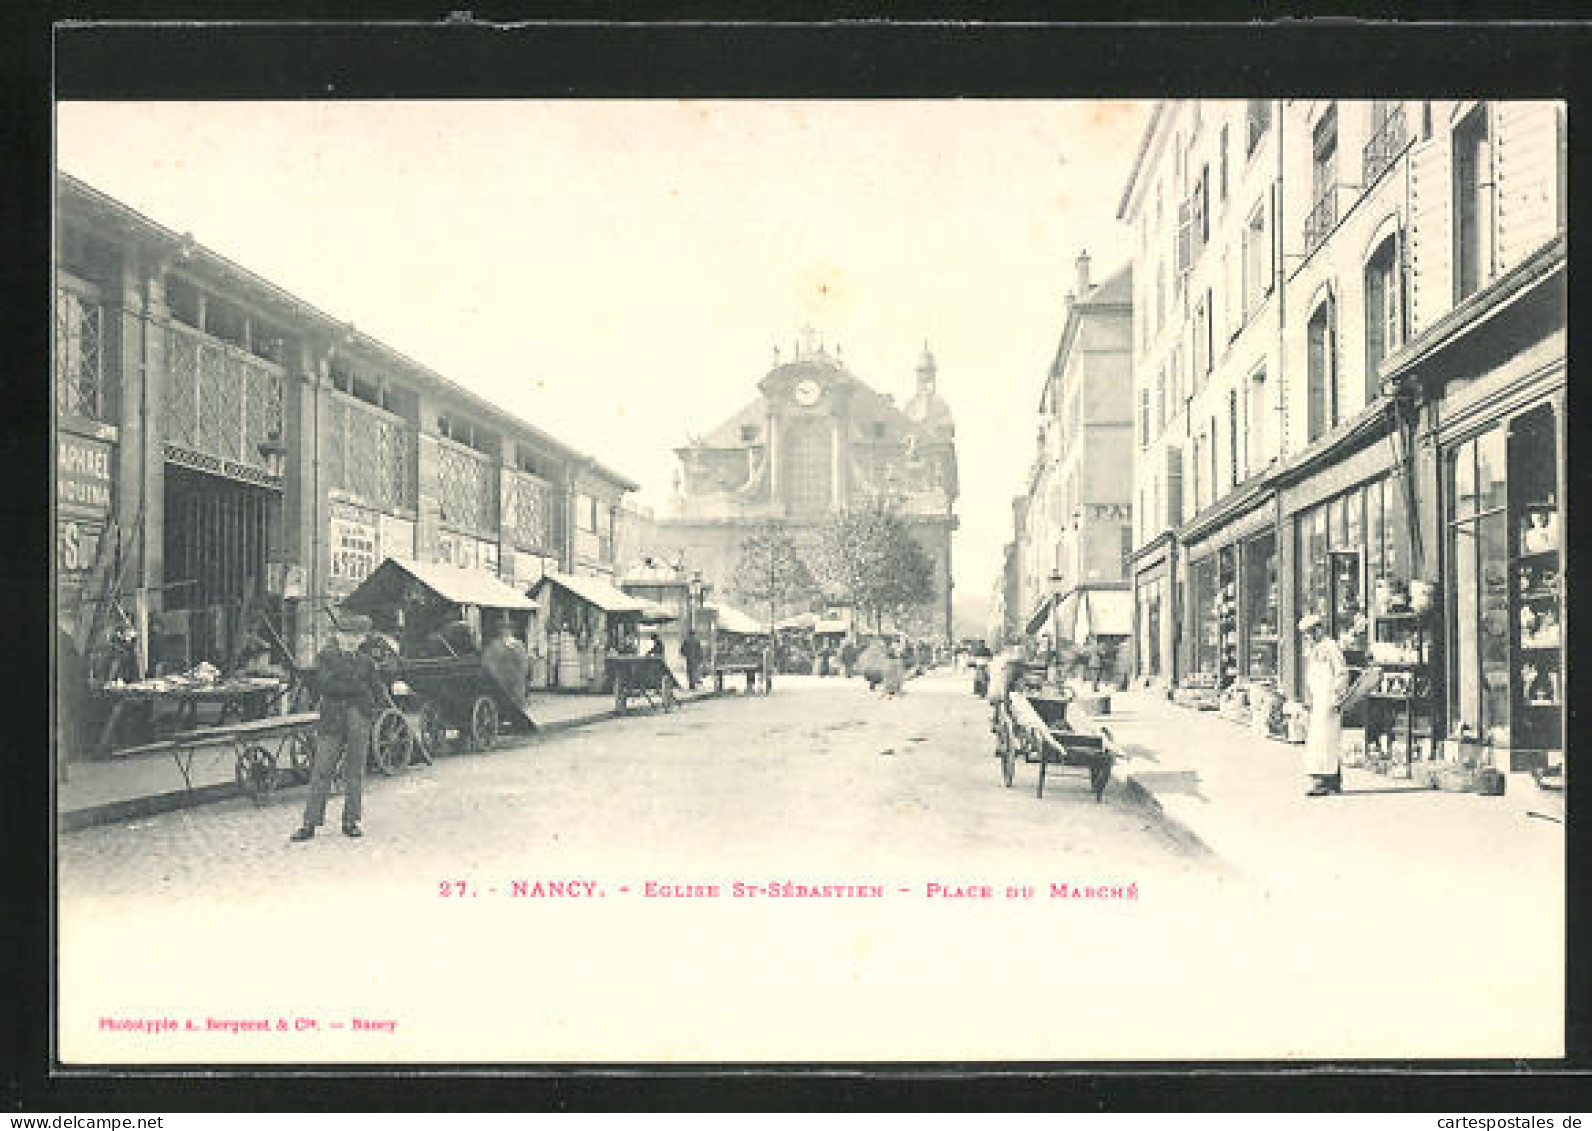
[480, 539, 499, 576]
[328, 504, 378, 592]
[56, 516, 106, 602]
[379, 513, 416, 562]
[436, 530, 458, 566]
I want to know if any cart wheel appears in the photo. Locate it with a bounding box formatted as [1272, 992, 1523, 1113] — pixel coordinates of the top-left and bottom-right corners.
[235, 744, 277, 806]
[371, 708, 414, 775]
[418, 701, 447, 760]
[287, 731, 315, 780]
[469, 695, 499, 752]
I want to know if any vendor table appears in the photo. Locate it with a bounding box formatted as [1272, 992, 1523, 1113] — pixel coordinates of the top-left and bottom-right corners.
[608, 655, 679, 715]
[711, 659, 772, 695]
[93, 678, 287, 757]
[111, 710, 320, 805]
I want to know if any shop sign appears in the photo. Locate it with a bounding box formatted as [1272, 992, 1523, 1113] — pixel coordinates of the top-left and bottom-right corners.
[165, 442, 282, 490]
[1087, 503, 1131, 521]
[57, 517, 106, 589]
[57, 433, 115, 517]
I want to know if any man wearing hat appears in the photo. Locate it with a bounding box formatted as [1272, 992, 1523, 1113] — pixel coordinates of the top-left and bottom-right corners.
[292, 611, 385, 841]
[1299, 613, 1350, 797]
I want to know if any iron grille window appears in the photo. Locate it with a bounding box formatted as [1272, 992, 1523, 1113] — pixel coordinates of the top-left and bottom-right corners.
[514, 472, 552, 551]
[438, 442, 497, 536]
[55, 286, 107, 422]
[162, 325, 286, 473]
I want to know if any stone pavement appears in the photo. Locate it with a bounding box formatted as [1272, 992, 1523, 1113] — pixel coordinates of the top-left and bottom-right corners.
[58, 684, 725, 830]
[1081, 685, 1566, 900]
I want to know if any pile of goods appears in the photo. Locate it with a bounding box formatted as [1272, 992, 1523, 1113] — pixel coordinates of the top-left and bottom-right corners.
[1217, 682, 1251, 726]
[1171, 671, 1222, 711]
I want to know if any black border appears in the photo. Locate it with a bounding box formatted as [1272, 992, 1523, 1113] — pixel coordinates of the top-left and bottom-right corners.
[8, 10, 1591, 1113]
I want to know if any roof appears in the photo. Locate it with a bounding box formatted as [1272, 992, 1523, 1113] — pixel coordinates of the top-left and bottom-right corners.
[56, 172, 638, 493]
[530, 571, 650, 616]
[342, 557, 536, 613]
[777, 611, 820, 631]
[704, 602, 767, 636]
[1116, 101, 1167, 220]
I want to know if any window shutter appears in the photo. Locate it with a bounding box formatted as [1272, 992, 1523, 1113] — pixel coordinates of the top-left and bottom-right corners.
[1263, 183, 1277, 295]
[1494, 100, 1562, 273]
[1407, 137, 1453, 335]
[1165, 445, 1183, 527]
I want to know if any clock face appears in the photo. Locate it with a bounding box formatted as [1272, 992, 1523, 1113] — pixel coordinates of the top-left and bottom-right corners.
[793, 379, 822, 407]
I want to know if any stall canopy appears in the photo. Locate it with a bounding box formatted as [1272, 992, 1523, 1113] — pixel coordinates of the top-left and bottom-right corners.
[706, 602, 768, 636]
[777, 611, 820, 631]
[343, 557, 536, 613]
[529, 571, 651, 616]
[815, 610, 853, 635]
[1073, 587, 1133, 645]
[634, 598, 679, 625]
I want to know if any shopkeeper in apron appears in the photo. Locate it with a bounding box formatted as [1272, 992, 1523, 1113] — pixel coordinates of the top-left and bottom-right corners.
[291, 613, 385, 842]
[1299, 613, 1351, 797]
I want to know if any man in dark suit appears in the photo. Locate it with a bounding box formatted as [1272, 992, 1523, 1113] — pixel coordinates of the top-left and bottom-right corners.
[291, 613, 384, 841]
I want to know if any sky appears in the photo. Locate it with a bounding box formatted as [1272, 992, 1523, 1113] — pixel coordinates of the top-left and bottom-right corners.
[57, 99, 1150, 632]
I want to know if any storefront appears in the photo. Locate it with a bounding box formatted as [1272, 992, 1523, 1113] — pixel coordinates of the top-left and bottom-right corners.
[1440, 397, 1563, 772]
[1129, 533, 1176, 685]
[1176, 488, 1274, 693]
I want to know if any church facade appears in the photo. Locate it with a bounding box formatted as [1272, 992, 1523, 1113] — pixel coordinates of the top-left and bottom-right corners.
[652, 333, 959, 639]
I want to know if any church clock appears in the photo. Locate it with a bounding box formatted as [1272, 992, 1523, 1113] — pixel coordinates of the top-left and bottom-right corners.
[792, 378, 823, 407]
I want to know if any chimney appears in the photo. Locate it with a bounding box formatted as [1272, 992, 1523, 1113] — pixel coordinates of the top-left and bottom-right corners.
[1075, 249, 1092, 296]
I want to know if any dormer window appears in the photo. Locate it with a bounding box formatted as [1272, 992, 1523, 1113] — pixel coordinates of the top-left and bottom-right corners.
[741, 424, 758, 443]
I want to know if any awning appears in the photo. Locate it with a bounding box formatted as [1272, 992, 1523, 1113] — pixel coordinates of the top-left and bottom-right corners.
[704, 602, 768, 636]
[635, 598, 678, 625]
[1024, 594, 1055, 637]
[1076, 588, 1132, 643]
[777, 612, 819, 631]
[815, 610, 853, 635]
[343, 557, 536, 614]
[529, 571, 651, 616]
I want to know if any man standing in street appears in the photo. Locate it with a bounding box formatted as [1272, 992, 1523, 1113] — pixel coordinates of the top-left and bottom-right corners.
[292, 612, 384, 841]
[481, 617, 529, 713]
[681, 630, 703, 691]
[1299, 613, 1350, 797]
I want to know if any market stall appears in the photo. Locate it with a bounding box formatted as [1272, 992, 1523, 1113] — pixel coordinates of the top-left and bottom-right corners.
[528, 572, 672, 692]
[700, 601, 772, 693]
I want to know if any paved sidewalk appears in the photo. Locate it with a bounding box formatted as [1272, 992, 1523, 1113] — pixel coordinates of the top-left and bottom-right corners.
[58, 685, 726, 830]
[1084, 686, 1566, 899]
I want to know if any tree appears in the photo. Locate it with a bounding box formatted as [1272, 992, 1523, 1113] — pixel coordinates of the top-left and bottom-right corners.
[731, 521, 817, 635]
[812, 498, 938, 634]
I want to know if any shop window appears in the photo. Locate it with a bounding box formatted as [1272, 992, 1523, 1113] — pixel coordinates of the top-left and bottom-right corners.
[1453, 105, 1493, 302]
[1504, 405, 1563, 768]
[1306, 297, 1338, 442]
[1191, 555, 1221, 679]
[1294, 503, 1330, 697]
[1364, 236, 1399, 399]
[1242, 532, 1279, 680]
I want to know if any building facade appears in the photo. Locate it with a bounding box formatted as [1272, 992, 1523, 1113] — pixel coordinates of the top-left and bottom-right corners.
[1012, 254, 1135, 653]
[55, 174, 636, 682]
[651, 332, 959, 639]
[1117, 99, 1564, 778]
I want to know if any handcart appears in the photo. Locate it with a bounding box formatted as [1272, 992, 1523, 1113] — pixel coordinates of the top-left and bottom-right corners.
[154, 710, 321, 806]
[607, 654, 679, 715]
[392, 654, 537, 756]
[993, 684, 1120, 802]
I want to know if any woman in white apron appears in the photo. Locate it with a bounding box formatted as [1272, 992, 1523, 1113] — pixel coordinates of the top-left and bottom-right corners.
[1300, 613, 1349, 796]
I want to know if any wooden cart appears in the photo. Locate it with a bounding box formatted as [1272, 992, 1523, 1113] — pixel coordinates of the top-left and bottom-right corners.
[607, 654, 679, 715]
[390, 654, 537, 758]
[995, 688, 1119, 802]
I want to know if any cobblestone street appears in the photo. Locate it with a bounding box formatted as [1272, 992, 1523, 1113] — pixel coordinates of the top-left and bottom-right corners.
[58, 671, 1559, 1063]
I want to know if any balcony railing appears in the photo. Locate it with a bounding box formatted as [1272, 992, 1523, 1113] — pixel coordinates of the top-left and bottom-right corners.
[1303, 183, 1355, 256]
[1362, 104, 1410, 188]
[163, 321, 285, 480]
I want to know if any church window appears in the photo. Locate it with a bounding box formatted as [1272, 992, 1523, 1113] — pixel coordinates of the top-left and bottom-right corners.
[741, 424, 759, 443]
[783, 416, 833, 516]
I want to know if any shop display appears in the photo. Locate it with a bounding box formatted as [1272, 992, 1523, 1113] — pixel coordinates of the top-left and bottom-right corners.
[1362, 585, 1436, 776]
[1502, 405, 1563, 775]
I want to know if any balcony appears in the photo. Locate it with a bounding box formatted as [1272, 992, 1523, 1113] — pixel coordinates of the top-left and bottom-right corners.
[1303, 182, 1355, 256]
[1362, 104, 1410, 188]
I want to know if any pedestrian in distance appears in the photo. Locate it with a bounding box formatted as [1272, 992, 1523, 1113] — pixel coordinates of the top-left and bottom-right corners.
[882, 643, 907, 698]
[644, 632, 666, 658]
[680, 631, 703, 690]
[1299, 613, 1350, 797]
[291, 613, 386, 842]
